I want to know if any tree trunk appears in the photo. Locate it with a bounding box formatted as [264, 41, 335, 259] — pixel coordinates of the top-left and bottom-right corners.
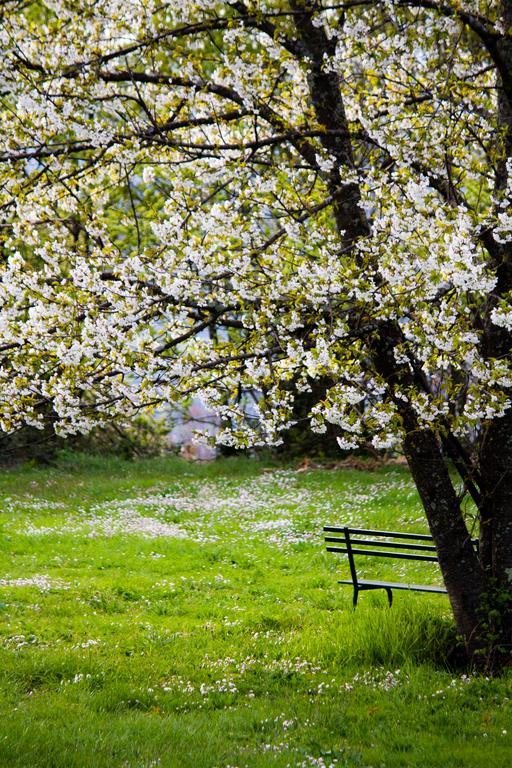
[291, 0, 512, 670]
[402, 421, 487, 660]
[466, 0, 512, 668]
[401, 413, 512, 670]
[478, 408, 512, 666]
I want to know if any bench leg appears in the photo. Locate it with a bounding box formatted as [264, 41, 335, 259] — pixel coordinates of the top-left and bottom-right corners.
[353, 587, 359, 608]
[385, 587, 393, 607]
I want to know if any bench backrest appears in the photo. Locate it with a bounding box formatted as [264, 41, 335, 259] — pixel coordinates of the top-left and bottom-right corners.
[324, 525, 478, 585]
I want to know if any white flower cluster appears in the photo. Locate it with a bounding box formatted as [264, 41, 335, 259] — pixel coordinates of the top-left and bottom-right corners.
[0, 0, 510, 449]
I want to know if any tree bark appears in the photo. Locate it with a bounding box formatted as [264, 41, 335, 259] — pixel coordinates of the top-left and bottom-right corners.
[479, 411, 512, 582]
[402, 417, 487, 657]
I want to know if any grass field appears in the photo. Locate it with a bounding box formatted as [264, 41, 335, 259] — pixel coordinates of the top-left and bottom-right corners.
[0, 453, 510, 768]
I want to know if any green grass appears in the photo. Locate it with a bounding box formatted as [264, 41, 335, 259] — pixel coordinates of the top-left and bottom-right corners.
[0, 453, 510, 768]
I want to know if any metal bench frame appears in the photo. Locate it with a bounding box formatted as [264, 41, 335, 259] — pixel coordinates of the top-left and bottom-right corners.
[324, 525, 478, 607]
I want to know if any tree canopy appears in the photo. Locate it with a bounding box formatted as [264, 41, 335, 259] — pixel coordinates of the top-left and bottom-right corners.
[0, 1, 508, 446]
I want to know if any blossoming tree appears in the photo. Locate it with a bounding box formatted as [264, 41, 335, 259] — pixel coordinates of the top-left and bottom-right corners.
[1, 0, 511, 666]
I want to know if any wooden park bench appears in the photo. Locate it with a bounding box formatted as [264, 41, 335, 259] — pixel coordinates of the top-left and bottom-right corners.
[324, 525, 478, 607]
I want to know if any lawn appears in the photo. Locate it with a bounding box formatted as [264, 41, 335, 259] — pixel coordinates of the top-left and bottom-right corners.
[0, 453, 510, 768]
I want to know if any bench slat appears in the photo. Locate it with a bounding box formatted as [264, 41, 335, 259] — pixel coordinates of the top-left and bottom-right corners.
[324, 526, 478, 547]
[338, 578, 447, 594]
[326, 546, 438, 562]
[324, 526, 434, 541]
[324, 536, 437, 553]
